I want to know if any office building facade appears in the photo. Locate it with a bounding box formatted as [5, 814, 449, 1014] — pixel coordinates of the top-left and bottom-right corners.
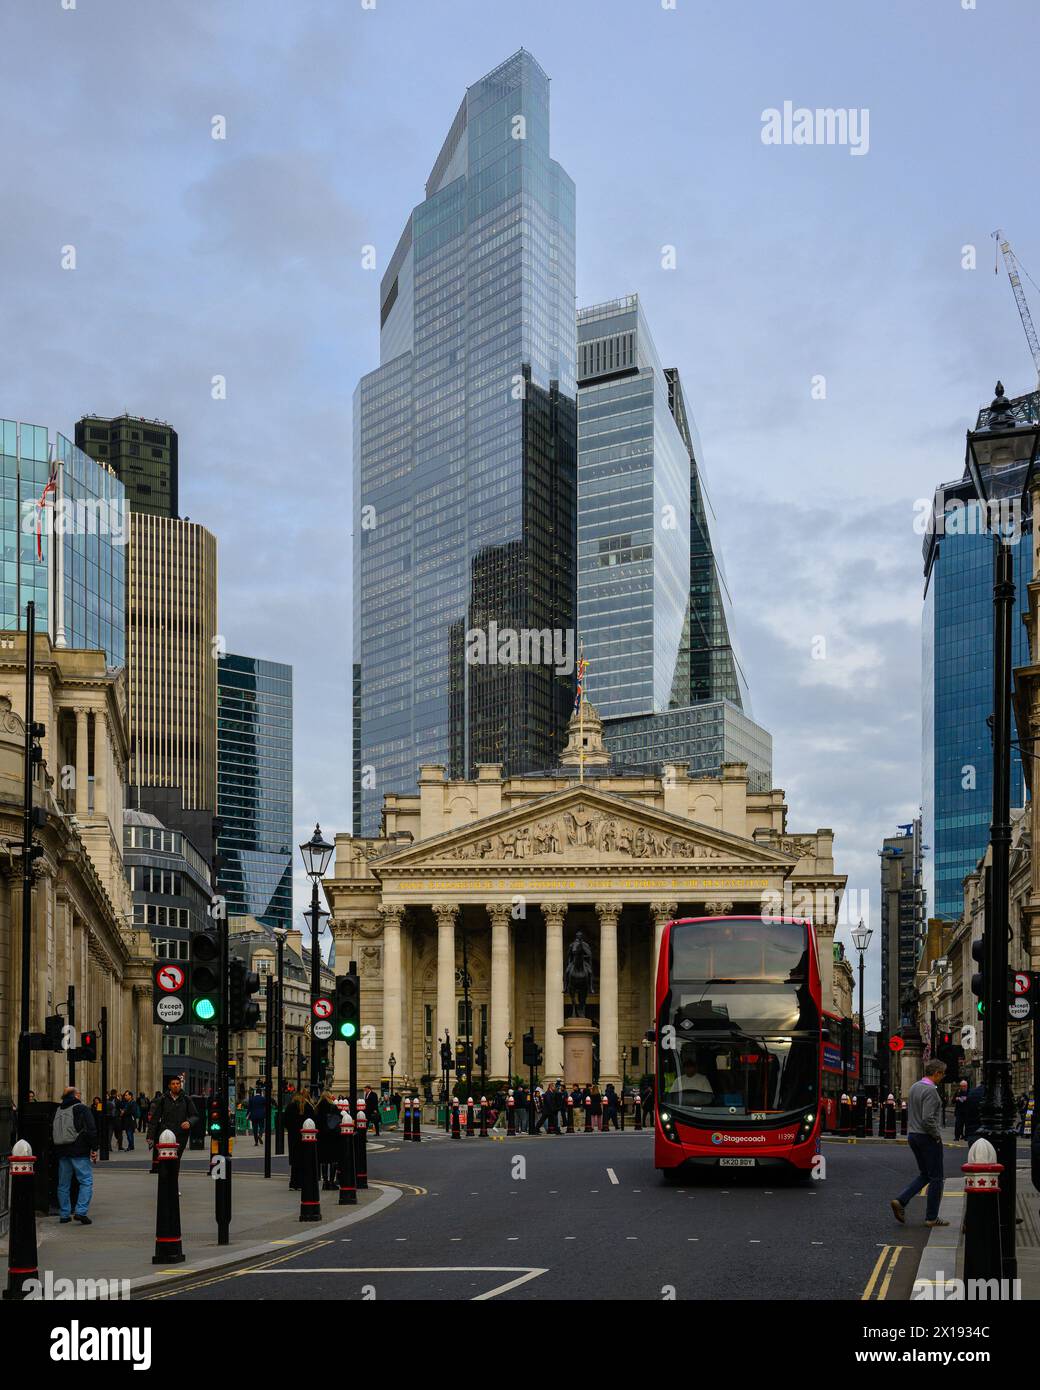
[602, 699, 772, 791]
[1, 419, 126, 667]
[75, 414, 178, 520]
[127, 511, 218, 862]
[217, 653, 293, 932]
[878, 819, 925, 1081]
[922, 388, 1037, 919]
[124, 808, 216, 1091]
[353, 49, 577, 835]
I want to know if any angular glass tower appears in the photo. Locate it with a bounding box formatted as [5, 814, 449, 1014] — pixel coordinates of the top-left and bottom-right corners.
[217, 653, 293, 931]
[1, 419, 125, 668]
[353, 50, 577, 835]
[921, 389, 1036, 920]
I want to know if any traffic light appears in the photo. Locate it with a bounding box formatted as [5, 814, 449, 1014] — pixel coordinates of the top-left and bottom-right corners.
[440, 1039, 452, 1071]
[522, 1029, 537, 1067]
[971, 937, 986, 1017]
[75, 1030, 97, 1063]
[44, 1014, 64, 1052]
[207, 1094, 223, 1138]
[334, 973, 360, 1041]
[189, 931, 221, 1026]
[228, 957, 261, 1031]
[475, 1043, 487, 1071]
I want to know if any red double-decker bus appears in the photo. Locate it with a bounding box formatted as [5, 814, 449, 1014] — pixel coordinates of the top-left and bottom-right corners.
[653, 915, 823, 1178]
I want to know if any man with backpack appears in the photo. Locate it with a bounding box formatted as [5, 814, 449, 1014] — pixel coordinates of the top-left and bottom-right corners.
[53, 1085, 98, 1224]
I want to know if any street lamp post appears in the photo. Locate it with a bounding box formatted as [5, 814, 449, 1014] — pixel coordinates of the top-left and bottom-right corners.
[299, 824, 333, 1096]
[388, 1053, 396, 1102]
[963, 382, 1040, 1281]
[851, 919, 873, 1138]
[424, 1043, 432, 1103]
[505, 1033, 513, 1087]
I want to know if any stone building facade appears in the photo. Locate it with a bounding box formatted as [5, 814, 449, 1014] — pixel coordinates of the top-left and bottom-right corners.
[0, 635, 155, 1105]
[323, 706, 848, 1091]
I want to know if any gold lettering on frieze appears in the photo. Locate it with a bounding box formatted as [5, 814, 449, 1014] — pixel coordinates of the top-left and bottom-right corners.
[391, 875, 771, 893]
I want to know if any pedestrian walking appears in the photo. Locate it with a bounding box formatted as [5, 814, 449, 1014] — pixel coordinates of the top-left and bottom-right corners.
[589, 1083, 603, 1131]
[147, 1077, 199, 1159]
[137, 1092, 149, 1132]
[514, 1083, 529, 1133]
[952, 1079, 968, 1140]
[960, 1081, 985, 1144]
[891, 1059, 949, 1228]
[89, 1096, 103, 1165]
[247, 1089, 267, 1145]
[315, 1090, 341, 1189]
[363, 1085, 381, 1136]
[105, 1089, 121, 1151]
[283, 1089, 315, 1190]
[120, 1091, 138, 1151]
[641, 1078, 655, 1127]
[603, 1082, 620, 1130]
[53, 1085, 98, 1224]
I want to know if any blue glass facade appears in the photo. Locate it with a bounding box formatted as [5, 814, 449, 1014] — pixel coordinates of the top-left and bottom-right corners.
[354, 50, 577, 834]
[601, 699, 772, 791]
[922, 441, 1033, 921]
[576, 296, 690, 719]
[1, 419, 125, 667]
[217, 654, 293, 931]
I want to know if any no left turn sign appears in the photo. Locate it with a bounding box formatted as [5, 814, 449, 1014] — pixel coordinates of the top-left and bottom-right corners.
[156, 963, 185, 993]
[313, 997, 332, 1019]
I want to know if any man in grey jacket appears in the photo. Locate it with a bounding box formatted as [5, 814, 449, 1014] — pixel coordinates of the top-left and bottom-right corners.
[891, 1059, 949, 1227]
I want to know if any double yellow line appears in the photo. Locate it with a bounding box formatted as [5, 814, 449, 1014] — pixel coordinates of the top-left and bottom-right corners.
[143, 1238, 335, 1299]
[861, 1244, 905, 1300]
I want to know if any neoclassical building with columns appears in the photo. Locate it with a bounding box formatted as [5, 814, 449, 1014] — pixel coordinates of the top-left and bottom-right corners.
[323, 707, 848, 1091]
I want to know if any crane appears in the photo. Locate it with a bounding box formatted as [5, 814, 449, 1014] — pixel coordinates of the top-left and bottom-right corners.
[993, 229, 1040, 390]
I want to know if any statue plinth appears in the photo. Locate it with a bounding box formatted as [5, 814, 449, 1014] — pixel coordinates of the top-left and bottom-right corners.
[559, 1016, 598, 1088]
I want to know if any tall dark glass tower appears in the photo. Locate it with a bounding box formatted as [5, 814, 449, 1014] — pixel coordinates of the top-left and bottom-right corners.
[75, 413, 178, 520]
[217, 653, 293, 931]
[353, 50, 576, 835]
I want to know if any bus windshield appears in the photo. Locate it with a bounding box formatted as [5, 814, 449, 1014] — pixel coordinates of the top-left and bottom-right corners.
[659, 919, 819, 1118]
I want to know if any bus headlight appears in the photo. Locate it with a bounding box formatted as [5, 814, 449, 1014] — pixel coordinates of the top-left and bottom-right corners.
[658, 1110, 678, 1142]
[798, 1110, 817, 1140]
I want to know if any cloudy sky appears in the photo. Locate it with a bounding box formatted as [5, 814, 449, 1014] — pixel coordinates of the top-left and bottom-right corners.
[4, 0, 1039, 1025]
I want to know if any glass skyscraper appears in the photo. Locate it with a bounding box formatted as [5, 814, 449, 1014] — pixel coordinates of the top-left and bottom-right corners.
[217, 653, 293, 931]
[75, 413, 178, 520]
[353, 50, 577, 835]
[1, 419, 125, 667]
[922, 388, 1036, 920]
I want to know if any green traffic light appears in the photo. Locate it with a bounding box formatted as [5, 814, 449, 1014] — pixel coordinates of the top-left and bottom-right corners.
[193, 997, 216, 1021]
[339, 1021, 357, 1039]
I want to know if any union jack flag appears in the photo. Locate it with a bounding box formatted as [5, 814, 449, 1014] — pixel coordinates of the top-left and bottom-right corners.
[573, 655, 588, 713]
[35, 456, 58, 560]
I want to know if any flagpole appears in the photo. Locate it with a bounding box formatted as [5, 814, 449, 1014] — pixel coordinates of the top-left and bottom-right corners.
[579, 644, 585, 785]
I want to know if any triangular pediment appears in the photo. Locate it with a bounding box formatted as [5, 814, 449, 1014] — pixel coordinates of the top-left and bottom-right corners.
[372, 785, 796, 872]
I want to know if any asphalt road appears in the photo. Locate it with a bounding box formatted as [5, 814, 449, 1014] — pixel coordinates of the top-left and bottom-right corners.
[144, 1129, 936, 1302]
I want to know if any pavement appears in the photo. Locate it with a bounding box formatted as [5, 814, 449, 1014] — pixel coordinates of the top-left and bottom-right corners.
[0, 1137, 399, 1296]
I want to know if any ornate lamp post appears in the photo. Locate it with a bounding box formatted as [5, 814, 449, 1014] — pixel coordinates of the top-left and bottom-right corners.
[851, 919, 872, 1137]
[963, 382, 1040, 1280]
[273, 927, 288, 1154]
[505, 1032, 514, 1086]
[388, 1053, 396, 1099]
[299, 824, 334, 1094]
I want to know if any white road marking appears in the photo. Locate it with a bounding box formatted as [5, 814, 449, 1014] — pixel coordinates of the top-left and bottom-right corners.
[749, 1240, 761, 1244]
[606, 1168, 620, 1185]
[247, 1266, 549, 1302]
[507, 1237, 519, 1242]
[565, 1236, 576, 1241]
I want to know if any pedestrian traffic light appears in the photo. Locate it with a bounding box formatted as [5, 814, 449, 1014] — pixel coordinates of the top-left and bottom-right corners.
[189, 931, 221, 1026]
[971, 937, 986, 1017]
[207, 1095, 223, 1137]
[334, 973, 360, 1041]
[76, 1030, 97, 1063]
[228, 957, 261, 1032]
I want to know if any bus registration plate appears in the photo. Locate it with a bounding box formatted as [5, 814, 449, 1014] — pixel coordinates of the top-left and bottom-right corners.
[718, 1157, 756, 1167]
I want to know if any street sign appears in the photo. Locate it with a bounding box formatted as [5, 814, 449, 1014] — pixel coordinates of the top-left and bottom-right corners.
[313, 1019, 333, 1041]
[1009, 998, 1032, 1022]
[889, 1035, 905, 1053]
[1014, 972, 1031, 997]
[156, 996, 185, 1024]
[155, 963, 185, 993]
[313, 997, 332, 1020]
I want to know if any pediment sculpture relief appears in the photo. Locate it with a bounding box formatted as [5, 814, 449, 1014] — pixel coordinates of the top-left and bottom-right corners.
[438, 807, 728, 862]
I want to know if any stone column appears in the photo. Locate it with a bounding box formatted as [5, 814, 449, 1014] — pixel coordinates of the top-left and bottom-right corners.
[541, 901, 567, 1075]
[650, 902, 678, 1021]
[134, 983, 154, 1094]
[596, 901, 622, 1085]
[74, 707, 89, 817]
[380, 905, 404, 1081]
[487, 903, 512, 1078]
[433, 903, 458, 1054]
[92, 711, 107, 818]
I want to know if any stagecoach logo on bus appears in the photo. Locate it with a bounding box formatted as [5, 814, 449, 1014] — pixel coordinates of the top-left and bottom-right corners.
[710, 1132, 768, 1145]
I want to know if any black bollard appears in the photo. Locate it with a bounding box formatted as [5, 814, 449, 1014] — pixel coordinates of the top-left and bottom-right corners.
[963, 1139, 1003, 1283]
[337, 1109, 357, 1206]
[152, 1131, 186, 1264]
[865, 1099, 874, 1137]
[355, 1104, 368, 1190]
[3, 1141, 38, 1301]
[299, 1118, 321, 1222]
[507, 1093, 516, 1136]
[854, 1092, 866, 1139]
[566, 1097, 575, 1133]
[900, 1101, 908, 1136]
[466, 1098, 475, 1137]
[403, 1098, 412, 1142]
[412, 1097, 422, 1144]
[633, 1092, 643, 1131]
[584, 1097, 592, 1133]
[884, 1095, 897, 1140]
[451, 1099, 461, 1139]
[839, 1094, 852, 1135]
[479, 1097, 489, 1138]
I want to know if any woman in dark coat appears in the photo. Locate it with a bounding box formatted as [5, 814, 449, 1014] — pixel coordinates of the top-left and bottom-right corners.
[283, 1089, 314, 1191]
[315, 1090, 341, 1190]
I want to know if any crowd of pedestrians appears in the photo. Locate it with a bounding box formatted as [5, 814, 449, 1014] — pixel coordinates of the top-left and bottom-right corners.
[458, 1079, 653, 1133]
